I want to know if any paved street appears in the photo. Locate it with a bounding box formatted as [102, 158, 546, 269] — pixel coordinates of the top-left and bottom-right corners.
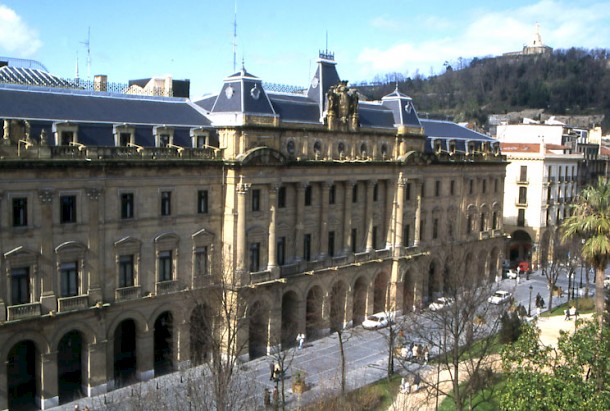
[54, 265, 604, 410]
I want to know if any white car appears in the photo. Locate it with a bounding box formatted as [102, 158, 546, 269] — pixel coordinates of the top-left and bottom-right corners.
[429, 297, 454, 311]
[488, 290, 512, 305]
[506, 269, 518, 279]
[362, 312, 393, 330]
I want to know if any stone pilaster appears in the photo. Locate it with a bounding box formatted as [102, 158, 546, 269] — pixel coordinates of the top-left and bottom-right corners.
[414, 180, 422, 247]
[319, 181, 331, 258]
[86, 340, 109, 396]
[136, 329, 154, 382]
[295, 183, 306, 261]
[38, 189, 56, 313]
[267, 185, 278, 272]
[40, 351, 59, 409]
[236, 182, 250, 283]
[343, 180, 355, 254]
[86, 188, 103, 304]
[365, 180, 376, 252]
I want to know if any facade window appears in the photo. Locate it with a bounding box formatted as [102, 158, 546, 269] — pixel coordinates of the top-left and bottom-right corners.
[329, 184, 336, 205]
[121, 193, 134, 219]
[60, 261, 79, 297]
[372, 226, 378, 249]
[351, 228, 357, 253]
[469, 179, 474, 195]
[303, 234, 311, 261]
[278, 186, 286, 208]
[548, 166, 553, 180]
[277, 237, 286, 266]
[119, 255, 135, 287]
[433, 218, 439, 239]
[60, 195, 77, 224]
[406, 183, 411, 201]
[198, 190, 209, 214]
[328, 231, 335, 257]
[373, 183, 379, 202]
[252, 189, 260, 211]
[517, 209, 525, 227]
[194, 247, 208, 276]
[11, 267, 30, 305]
[479, 213, 486, 232]
[492, 211, 498, 230]
[421, 182, 425, 198]
[420, 219, 425, 241]
[159, 134, 170, 147]
[304, 186, 312, 206]
[482, 179, 487, 193]
[435, 180, 440, 197]
[518, 187, 527, 205]
[494, 178, 498, 193]
[161, 191, 172, 216]
[404, 224, 410, 247]
[467, 215, 473, 234]
[352, 184, 358, 203]
[450, 180, 455, 196]
[519, 166, 527, 182]
[12, 197, 27, 227]
[158, 250, 173, 281]
[249, 243, 260, 272]
[448, 222, 453, 239]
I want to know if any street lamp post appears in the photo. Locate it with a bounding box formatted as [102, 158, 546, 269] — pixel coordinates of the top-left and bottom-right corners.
[527, 285, 532, 317]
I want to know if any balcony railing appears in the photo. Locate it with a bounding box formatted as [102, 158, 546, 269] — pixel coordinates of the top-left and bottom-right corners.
[7, 302, 41, 321]
[58, 295, 89, 312]
[115, 285, 141, 302]
[479, 231, 490, 240]
[156, 280, 179, 295]
[516, 178, 529, 185]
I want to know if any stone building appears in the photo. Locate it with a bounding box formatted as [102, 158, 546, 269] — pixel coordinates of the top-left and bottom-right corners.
[0, 52, 506, 409]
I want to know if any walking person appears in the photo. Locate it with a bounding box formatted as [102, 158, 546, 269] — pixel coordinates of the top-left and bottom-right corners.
[297, 333, 305, 350]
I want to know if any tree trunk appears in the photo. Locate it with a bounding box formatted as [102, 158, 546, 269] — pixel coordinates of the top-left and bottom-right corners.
[338, 331, 346, 395]
[595, 266, 605, 330]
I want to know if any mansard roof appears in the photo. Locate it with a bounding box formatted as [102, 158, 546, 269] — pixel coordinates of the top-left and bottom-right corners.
[210, 68, 276, 116]
[0, 84, 210, 127]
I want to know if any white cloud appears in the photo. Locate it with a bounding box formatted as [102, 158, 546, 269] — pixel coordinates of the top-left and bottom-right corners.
[0, 5, 42, 56]
[356, 0, 610, 79]
[370, 16, 403, 32]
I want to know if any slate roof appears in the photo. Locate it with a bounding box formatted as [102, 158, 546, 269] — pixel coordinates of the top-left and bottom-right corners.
[0, 84, 210, 127]
[421, 119, 497, 153]
[0, 66, 75, 88]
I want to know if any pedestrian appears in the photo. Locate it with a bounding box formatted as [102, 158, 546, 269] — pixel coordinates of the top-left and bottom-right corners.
[423, 346, 429, 364]
[263, 387, 271, 407]
[413, 372, 421, 391]
[273, 362, 281, 382]
[296, 333, 305, 350]
[272, 386, 279, 405]
[400, 377, 410, 394]
[269, 362, 274, 381]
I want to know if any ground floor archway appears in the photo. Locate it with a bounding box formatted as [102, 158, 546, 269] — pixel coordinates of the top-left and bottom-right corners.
[190, 304, 213, 365]
[7, 340, 37, 411]
[154, 312, 173, 376]
[352, 277, 368, 325]
[57, 330, 84, 404]
[114, 319, 137, 388]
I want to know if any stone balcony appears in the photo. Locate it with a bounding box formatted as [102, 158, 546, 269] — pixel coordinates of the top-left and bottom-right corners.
[7, 302, 41, 321]
[58, 295, 89, 312]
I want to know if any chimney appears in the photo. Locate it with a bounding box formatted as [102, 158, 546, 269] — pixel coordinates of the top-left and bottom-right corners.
[94, 75, 108, 92]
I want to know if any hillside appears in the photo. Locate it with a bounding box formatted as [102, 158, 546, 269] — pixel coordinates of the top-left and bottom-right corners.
[356, 48, 610, 132]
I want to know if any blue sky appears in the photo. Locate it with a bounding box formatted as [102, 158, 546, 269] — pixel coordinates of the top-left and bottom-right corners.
[1, 1, 609, 97]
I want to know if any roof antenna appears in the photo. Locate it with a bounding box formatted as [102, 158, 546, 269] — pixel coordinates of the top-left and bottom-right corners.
[75, 50, 80, 82]
[80, 27, 91, 80]
[232, 1, 238, 72]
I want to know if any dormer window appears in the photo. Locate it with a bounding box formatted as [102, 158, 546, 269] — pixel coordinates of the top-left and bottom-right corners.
[338, 142, 346, 157]
[360, 143, 367, 157]
[287, 140, 296, 156]
[381, 143, 389, 158]
[493, 143, 500, 155]
[114, 124, 135, 147]
[154, 126, 174, 148]
[313, 141, 322, 156]
[191, 129, 209, 148]
[449, 140, 456, 155]
[434, 139, 442, 154]
[467, 141, 475, 154]
[53, 122, 79, 146]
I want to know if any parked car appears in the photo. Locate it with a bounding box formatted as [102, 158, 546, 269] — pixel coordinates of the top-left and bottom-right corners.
[362, 312, 393, 330]
[488, 290, 512, 305]
[506, 269, 518, 279]
[429, 297, 454, 311]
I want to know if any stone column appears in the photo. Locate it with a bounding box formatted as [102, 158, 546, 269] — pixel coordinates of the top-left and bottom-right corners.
[86, 340, 109, 396]
[319, 181, 330, 259]
[136, 329, 154, 381]
[236, 182, 250, 281]
[343, 180, 355, 255]
[38, 189, 56, 313]
[40, 351, 59, 409]
[395, 178, 406, 251]
[268, 305, 282, 353]
[385, 179, 395, 249]
[365, 180, 376, 252]
[267, 185, 278, 271]
[414, 180, 422, 247]
[86, 188, 103, 304]
[0, 358, 6, 410]
[295, 183, 306, 261]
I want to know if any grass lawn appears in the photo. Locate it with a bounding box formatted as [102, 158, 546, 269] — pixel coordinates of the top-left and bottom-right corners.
[438, 374, 506, 410]
[541, 296, 595, 317]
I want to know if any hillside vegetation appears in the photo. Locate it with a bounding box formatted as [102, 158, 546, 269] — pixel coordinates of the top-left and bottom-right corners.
[356, 48, 610, 131]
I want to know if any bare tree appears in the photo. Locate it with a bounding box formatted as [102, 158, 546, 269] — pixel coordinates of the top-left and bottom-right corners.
[399, 241, 506, 411]
[539, 229, 568, 311]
